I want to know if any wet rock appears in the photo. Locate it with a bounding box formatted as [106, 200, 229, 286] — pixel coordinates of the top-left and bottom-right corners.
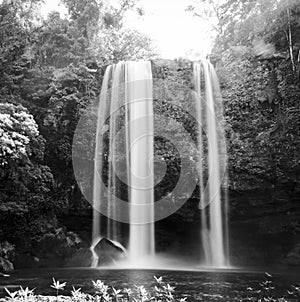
[93, 238, 126, 266]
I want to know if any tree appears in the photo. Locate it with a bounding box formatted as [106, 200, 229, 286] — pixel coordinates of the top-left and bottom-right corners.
[0, 103, 57, 243]
[0, 0, 43, 103]
[0, 0, 158, 212]
[92, 27, 158, 64]
[189, 0, 300, 73]
[186, 0, 228, 34]
[0, 103, 40, 165]
[205, 0, 300, 194]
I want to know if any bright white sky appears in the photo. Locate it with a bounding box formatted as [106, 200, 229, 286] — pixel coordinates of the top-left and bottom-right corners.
[41, 0, 215, 59]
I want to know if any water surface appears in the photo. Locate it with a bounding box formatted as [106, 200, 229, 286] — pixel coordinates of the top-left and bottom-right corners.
[0, 268, 299, 301]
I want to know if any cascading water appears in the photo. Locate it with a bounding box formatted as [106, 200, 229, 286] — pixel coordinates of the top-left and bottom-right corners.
[91, 59, 228, 268]
[193, 60, 228, 267]
[92, 61, 155, 266]
[125, 62, 155, 263]
[91, 64, 112, 267]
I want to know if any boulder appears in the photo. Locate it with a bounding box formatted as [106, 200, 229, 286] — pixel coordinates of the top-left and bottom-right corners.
[93, 238, 126, 266]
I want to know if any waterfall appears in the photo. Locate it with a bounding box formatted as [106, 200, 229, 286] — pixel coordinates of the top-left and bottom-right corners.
[91, 65, 112, 267]
[91, 59, 228, 268]
[125, 62, 155, 263]
[193, 60, 229, 268]
[92, 61, 155, 266]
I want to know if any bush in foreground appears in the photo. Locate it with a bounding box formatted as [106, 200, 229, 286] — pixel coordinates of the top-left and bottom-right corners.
[2, 276, 187, 302]
[2, 273, 300, 302]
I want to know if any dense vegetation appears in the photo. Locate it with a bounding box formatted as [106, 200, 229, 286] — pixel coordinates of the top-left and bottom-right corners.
[0, 0, 157, 248]
[189, 0, 300, 193]
[0, 0, 299, 267]
[187, 0, 300, 265]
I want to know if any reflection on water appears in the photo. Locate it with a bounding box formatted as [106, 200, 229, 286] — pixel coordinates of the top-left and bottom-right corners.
[0, 268, 299, 301]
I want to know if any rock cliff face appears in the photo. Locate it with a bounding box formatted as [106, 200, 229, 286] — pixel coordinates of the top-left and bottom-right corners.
[55, 59, 300, 268]
[228, 189, 300, 267]
[151, 59, 300, 267]
[60, 188, 300, 268]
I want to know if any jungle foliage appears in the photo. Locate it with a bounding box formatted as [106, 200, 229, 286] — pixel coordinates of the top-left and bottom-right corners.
[0, 0, 157, 243]
[1, 0, 300, 245]
[189, 0, 300, 193]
